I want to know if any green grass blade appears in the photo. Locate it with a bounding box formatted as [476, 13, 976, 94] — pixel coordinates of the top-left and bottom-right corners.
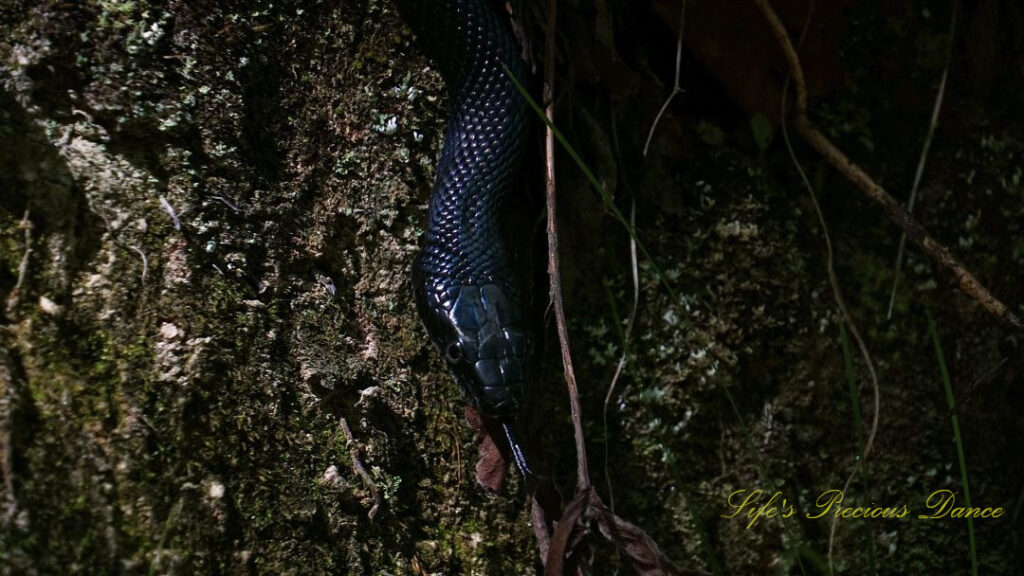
[839, 323, 865, 451]
[927, 311, 978, 576]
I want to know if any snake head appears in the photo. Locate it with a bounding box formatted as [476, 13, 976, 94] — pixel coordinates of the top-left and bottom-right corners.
[416, 280, 529, 417]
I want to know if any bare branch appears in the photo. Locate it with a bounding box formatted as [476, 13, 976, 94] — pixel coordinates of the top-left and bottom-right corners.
[752, 0, 1021, 330]
[887, 9, 957, 319]
[5, 210, 33, 318]
[767, 4, 881, 569]
[339, 417, 381, 521]
[128, 245, 149, 284]
[643, 0, 687, 157]
[601, 106, 642, 515]
[159, 196, 182, 232]
[542, 0, 590, 491]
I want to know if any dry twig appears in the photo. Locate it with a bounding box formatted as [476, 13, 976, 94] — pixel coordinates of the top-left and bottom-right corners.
[752, 0, 1021, 330]
[887, 9, 957, 319]
[129, 245, 149, 284]
[339, 417, 381, 521]
[643, 0, 687, 157]
[542, 0, 590, 491]
[782, 65, 881, 576]
[773, 3, 881, 570]
[536, 2, 694, 573]
[5, 210, 33, 317]
[159, 196, 182, 232]
[602, 110, 640, 514]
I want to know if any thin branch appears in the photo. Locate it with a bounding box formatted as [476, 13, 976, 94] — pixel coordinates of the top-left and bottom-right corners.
[339, 417, 381, 521]
[14, 211, 32, 295]
[968, 357, 1007, 391]
[782, 80, 881, 576]
[129, 245, 149, 284]
[601, 197, 637, 514]
[531, 4, 705, 571]
[887, 8, 957, 319]
[643, 0, 687, 157]
[541, 0, 589, 492]
[5, 210, 33, 317]
[763, 0, 885, 570]
[603, 109, 640, 514]
[210, 195, 243, 213]
[150, 495, 185, 576]
[752, 0, 1021, 330]
[159, 196, 182, 232]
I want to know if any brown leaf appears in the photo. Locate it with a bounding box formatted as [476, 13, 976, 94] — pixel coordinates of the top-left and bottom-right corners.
[465, 405, 507, 492]
[545, 489, 590, 576]
[544, 488, 709, 576]
[592, 501, 700, 576]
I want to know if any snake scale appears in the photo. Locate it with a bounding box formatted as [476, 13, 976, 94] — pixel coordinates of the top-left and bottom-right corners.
[393, 0, 535, 473]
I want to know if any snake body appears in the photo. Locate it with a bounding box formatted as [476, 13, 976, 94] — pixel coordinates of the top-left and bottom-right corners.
[395, 0, 534, 459]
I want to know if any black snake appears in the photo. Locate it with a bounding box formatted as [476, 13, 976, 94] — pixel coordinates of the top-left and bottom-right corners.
[394, 0, 536, 473]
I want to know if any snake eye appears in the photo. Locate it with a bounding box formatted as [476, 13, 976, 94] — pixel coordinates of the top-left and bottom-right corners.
[444, 341, 463, 363]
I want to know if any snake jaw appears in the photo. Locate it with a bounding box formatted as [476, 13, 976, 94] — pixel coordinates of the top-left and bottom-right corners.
[416, 279, 529, 417]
